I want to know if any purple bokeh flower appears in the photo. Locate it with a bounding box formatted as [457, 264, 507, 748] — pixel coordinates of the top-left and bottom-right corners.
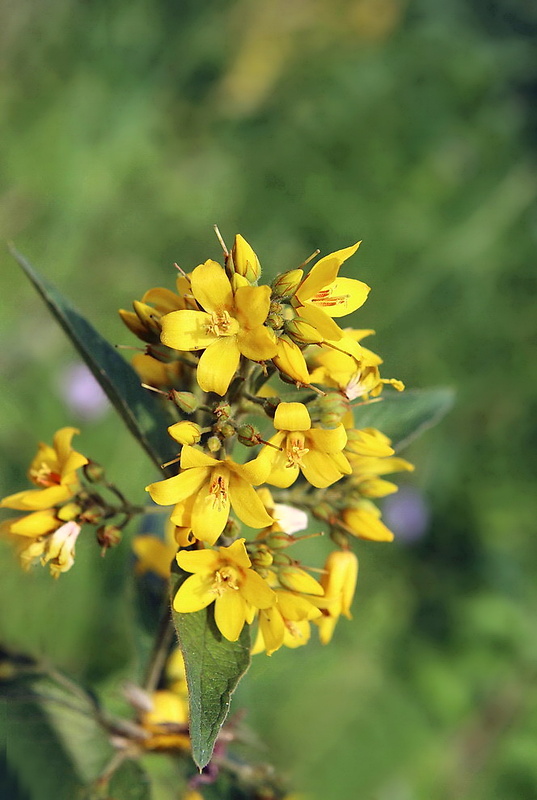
[382, 486, 430, 544]
[57, 362, 110, 421]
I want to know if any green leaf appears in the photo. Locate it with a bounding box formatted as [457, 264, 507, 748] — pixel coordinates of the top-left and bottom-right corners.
[107, 760, 152, 800]
[0, 672, 152, 800]
[0, 674, 112, 800]
[9, 246, 177, 473]
[352, 387, 455, 450]
[170, 567, 251, 770]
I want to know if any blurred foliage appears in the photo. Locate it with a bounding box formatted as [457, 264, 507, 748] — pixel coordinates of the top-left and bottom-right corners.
[1, 0, 537, 798]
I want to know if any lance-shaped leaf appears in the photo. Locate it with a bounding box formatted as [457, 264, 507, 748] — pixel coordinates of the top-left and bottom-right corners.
[170, 565, 251, 770]
[352, 387, 455, 450]
[9, 246, 177, 473]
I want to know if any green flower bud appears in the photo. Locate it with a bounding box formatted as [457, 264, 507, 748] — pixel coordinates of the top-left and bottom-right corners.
[213, 402, 231, 419]
[207, 435, 222, 453]
[83, 461, 105, 483]
[237, 423, 261, 447]
[171, 391, 199, 414]
[96, 525, 122, 551]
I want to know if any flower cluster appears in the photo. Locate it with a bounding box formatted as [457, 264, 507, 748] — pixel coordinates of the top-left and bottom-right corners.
[123, 233, 411, 651]
[1, 428, 137, 576]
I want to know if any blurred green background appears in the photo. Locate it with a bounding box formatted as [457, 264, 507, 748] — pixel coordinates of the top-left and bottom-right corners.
[1, 0, 537, 797]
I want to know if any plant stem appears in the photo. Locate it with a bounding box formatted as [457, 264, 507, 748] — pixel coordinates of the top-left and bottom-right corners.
[143, 602, 175, 694]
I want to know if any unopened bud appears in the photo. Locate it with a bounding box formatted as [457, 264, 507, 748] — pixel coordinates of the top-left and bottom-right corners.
[133, 300, 162, 337]
[167, 420, 202, 446]
[207, 435, 222, 453]
[80, 506, 105, 525]
[278, 566, 324, 596]
[83, 461, 105, 483]
[265, 531, 295, 549]
[232, 234, 261, 282]
[311, 393, 350, 427]
[171, 391, 199, 414]
[96, 525, 122, 551]
[285, 318, 323, 345]
[271, 269, 304, 298]
[215, 420, 236, 439]
[312, 502, 334, 522]
[223, 518, 241, 539]
[57, 502, 82, 522]
[266, 312, 284, 330]
[249, 544, 274, 569]
[237, 423, 261, 447]
[330, 528, 350, 549]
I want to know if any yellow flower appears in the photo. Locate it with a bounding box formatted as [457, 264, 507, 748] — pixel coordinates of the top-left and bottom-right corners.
[146, 445, 273, 545]
[167, 420, 202, 446]
[252, 589, 321, 656]
[131, 353, 182, 390]
[160, 260, 277, 395]
[291, 244, 370, 340]
[174, 539, 275, 641]
[309, 330, 404, 399]
[119, 279, 192, 345]
[140, 688, 190, 752]
[315, 550, 358, 644]
[272, 336, 310, 384]
[16, 520, 82, 578]
[259, 402, 351, 488]
[1, 427, 88, 512]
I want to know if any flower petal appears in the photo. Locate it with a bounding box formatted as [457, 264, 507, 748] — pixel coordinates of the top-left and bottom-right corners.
[180, 445, 221, 470]
[307, 424, 347, 454]
[0, 486, 72, 511]
[297, 243, 361, 302]
[259, 607, 285, 655]
[196, 337, 241, 395]
[5, 509, 61, 537]
[241, 569, 276, 609]
[297, 304, 343, 340]
[237, 325, 277, 361]
[191, 477, 230, 545]
[272, 338, 310, 384]
[161, 309, 216, 352]
[343, 507, 394, 542]
[311, 277, 370, 318]
[146, 467, 209, 506]
[214, 590, 247, 641]
[229, 473, 274, 529]
[234, 285, 271, 328]
[300, 450, 345, 488]
[274, 402, 311, 432]
[191, 260, 233, 313]
[176, 548, 220, 574]
[220, 538, 251, 568]
[173, 573, 216, 612]
[52, 427, 79, 465]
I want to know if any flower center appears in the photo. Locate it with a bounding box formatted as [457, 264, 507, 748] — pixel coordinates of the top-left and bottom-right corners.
[206, 310, 234, 337]
[285, 433, 309, 469]
[29, 462, 61, 487]
[310, 288, 350, 309]
[209, 471, 229, 510]
[212, 565, 240, 595]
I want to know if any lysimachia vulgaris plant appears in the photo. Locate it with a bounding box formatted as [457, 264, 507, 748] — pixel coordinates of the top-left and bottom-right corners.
[2, 234, 453, 800]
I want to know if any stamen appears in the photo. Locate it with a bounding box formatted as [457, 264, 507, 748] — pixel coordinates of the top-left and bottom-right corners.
[206, 310, 233, 337]
[209, 474, 228, 511]
[311, 288, 351, 308]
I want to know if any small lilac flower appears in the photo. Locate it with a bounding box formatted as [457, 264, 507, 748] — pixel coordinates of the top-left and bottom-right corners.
[58, 362, 110, 421]
[382, 486, 430, 543]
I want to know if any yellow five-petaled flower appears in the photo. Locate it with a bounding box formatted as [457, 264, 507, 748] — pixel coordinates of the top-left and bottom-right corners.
[160, 260, 277, 395]
[174, 539, 275, 641]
